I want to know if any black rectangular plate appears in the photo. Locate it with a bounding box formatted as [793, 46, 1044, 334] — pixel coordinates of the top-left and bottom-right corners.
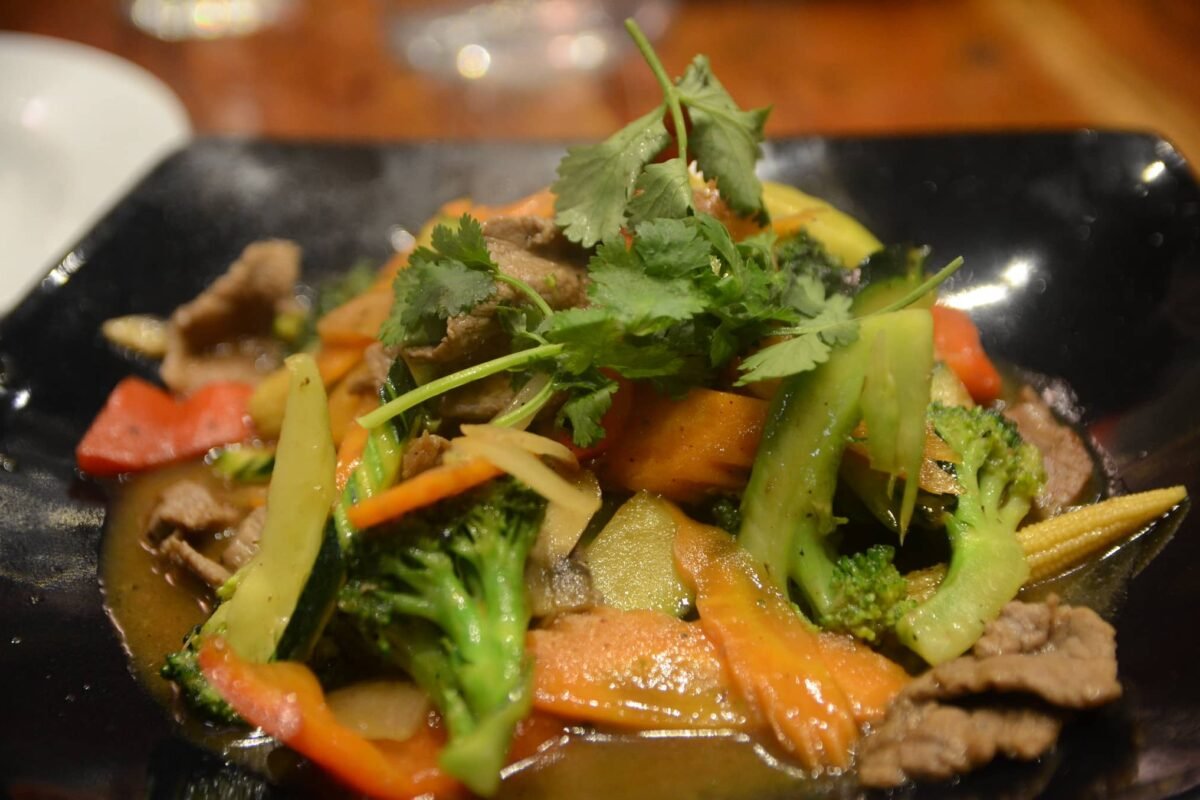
[1, 134, 1198, 798]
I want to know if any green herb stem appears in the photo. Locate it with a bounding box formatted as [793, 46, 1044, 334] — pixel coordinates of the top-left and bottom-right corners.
[866, 256, 964, 317]
[357, 344, 565, 429]
[494, 273, 554, 320]
[491, 377, 558, 429]
[625, 18, 688, 162]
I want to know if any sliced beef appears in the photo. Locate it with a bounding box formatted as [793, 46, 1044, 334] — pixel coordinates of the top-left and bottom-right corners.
[402, 216, 588, 370]
[858, 699, 1062, 788]
[858, 597, 1121, 788]
[1005, 386, 1094, 516]
[146, 481, 241, 545]
[906, 596, 1121, 709]
[400, 432, 451, 480]
[221, 506, 267, 570]
[363, 342, 397, 391]
[159, 534, 232, 589]
[439, 372, 517, 422]
[161, 240, 300, 393]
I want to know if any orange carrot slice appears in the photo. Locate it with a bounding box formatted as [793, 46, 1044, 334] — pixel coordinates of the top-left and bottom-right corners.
[931, 305, 1002, 403]
[346, 457, 503, 529]
[599, 385, 768, 502]
[528, 607, 753, 731]
[671, 509, 908, 769]
[198, 638, 460, 800]
[318, 291, 393, 347]
[316, 344, 367, 387]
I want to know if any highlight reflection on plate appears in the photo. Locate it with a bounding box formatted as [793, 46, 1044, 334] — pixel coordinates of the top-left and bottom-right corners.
[0, 33, 190, 310]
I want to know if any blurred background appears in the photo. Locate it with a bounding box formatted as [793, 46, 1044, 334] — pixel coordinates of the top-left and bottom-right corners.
[2, 0, 1199, 306]
[3, 0, 1198, 153]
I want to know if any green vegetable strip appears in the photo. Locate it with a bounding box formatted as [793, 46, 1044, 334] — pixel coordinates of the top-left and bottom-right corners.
[332, 420, 403, 547]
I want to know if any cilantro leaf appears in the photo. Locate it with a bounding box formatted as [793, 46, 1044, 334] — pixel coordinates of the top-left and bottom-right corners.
[379, 214, 499, 347]
[736, 293, 858, 385]
[676, 56, 770, 220]
[430, 214, 494, 265]
[555, 370, 618, 447]
[544, 309, 684, 378]
[553, 107, 672, 247]
[631, 217, 714, 281]
[626, 157, 695, 227]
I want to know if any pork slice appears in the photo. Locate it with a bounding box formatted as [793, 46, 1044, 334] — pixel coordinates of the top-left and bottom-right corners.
[146, 481, 241, 544]
[161, 240, 300, 393]
[160, 533, 233, 589]
[401, 216, 587, 370]
[858, 699, 1063, 788]
[221, 506, 267, 570]
[906, 597, 1121, 709]
[1005, 386, 1094, 516]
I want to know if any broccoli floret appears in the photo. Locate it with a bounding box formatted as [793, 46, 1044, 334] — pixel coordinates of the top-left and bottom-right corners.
[337, 479, 546, 797]
[739, 315, 916, 643]
[825, 545, 913, 642]
[160, 643, 239, 724]
[896, 403, 1045, 664]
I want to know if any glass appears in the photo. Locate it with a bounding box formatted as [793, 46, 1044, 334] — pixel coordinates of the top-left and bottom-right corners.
[124, 0, 297, 41]
[383, 0, 676, 88]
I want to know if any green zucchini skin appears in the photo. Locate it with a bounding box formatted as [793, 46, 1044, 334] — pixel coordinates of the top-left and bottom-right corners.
[274, 519, 346, 662]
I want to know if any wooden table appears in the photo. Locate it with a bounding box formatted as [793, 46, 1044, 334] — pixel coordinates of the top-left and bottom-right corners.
[4, 0, 1200, 165]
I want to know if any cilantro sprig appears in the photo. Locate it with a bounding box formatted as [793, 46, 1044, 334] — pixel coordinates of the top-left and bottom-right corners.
[360, 211, 963, 444]
[359, 24, 965, 447]
[379, 214, 552, 349]
[552, 20, 770, 247]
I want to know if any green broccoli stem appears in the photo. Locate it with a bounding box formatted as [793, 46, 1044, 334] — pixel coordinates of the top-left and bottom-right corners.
[895, 509, 1029, 665]
[896, 403, 1042, 664]
[338, 482, 545, 796]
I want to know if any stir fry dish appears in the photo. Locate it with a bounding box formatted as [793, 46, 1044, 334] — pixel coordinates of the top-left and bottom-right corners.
[80, 21, 1189, 799]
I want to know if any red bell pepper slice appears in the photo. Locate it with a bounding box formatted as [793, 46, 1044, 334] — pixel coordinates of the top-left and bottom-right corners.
[198, 637, 462, 800]
[931, 305, 1003, 403]
[76, 378, 254, 476]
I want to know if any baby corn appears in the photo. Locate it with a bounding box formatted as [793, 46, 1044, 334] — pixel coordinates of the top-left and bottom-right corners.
[1017, 486, 1188, 583]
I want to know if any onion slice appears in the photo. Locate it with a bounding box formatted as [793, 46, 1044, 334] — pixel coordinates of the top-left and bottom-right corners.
[459, 423, 578, 467]
[450, 437, 599, 517]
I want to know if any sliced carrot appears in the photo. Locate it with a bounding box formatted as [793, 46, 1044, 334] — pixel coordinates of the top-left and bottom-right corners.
[373, 249, 412, 292]
[599, 385, 768, 503]
[76, 378, 254, 476]
[317, 344, 367, 387]
[346, 457, 503, 529]
[506, 712, 569, 765]
[670, 508, 908, 769]
[471, 188, 557, 222]
[327, 363, 377, 446]
[318, 291, 393, 347]
[527, 607, 753, 731]
[931, 305, 1002, 404]
[813, 631, 910, 724]
[198, 638, 461, 800]
[335, 420, 371, 492]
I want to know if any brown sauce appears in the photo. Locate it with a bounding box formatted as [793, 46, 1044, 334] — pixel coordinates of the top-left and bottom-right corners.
[99, 462, 817, 797]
